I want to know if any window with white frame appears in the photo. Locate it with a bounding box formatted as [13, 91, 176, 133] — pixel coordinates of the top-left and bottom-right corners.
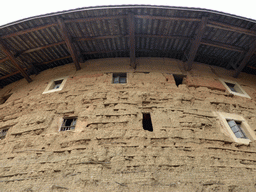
[219, 78, 250, 98]
[216, 112, 256, 144]
[43, 77, 68, 94]
[112, 73, 127, 84]
[60, 118, 77, 131]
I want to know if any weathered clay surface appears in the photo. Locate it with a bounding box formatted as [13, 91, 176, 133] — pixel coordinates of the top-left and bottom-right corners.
[0, 58, 256, 192]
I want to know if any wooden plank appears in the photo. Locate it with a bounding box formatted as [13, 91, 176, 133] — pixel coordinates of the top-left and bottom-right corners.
[234, 39, 256, 77]
[35, 55, 72, 65]
[74, 35, 128, 41]
[136, 34, 191, 40]
[135, 15, 201, 22]
[207, 21, 256, 36]
[12, 33, 250, 58]
[1, 23, 58, 39]
[64, 15, 127, 23]
[0, 40, 32, 82]
[185, 17, 208, 71]
[16, 41, 65, 56]
[0, 57, 8, 63]
[128, 13, 136, 69]
[57, 18, 81, 70]
[201, 39, 245, 53]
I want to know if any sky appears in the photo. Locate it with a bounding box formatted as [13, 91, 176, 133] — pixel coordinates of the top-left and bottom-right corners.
[1, 0, 256, 26]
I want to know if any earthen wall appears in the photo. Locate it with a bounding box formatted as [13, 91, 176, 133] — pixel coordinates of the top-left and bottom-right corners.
[0, 58, 256, 192]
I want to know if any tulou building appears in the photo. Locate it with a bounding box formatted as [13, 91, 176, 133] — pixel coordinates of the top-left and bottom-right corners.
[1, 5, 256, 192]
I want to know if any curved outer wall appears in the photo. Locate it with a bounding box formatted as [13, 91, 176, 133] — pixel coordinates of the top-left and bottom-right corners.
[0, 58, 256, 191]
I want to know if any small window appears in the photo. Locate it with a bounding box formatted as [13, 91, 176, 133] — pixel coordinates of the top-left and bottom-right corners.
[43, 77, 68, 94]
[227, 120, 247, 139]
[173, 74, 186, 87]
[216, 112, 256, 144]
[0, 128, 9, 139]
[112, 73, 127, 84]
[0, 94, 12, 104]
[143, 113, 153, 132]
[219, 78, 250, 98]
[51, 80, 63, 90]
[60, 118, 77, 131]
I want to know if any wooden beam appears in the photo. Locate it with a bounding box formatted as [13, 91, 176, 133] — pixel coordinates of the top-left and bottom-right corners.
[207, 21, 256, 36]
[0, 57, 8, 63]
[1, 23, 58, 39]
[201, 39, 245, 53]
[35, 55, 72, 66]
[11, 34, 250, 59]
[64, 15, 127, 23]
[74, 35, 129, 42]
[185, 17, 208, 71]
[135, 15, 201, 22]
[128, 13, 136, 69]
[16, 41, 65, 56]
[0, 39, 32, 82]
[234, 39, 256, 77]
[57, 18, 81, 70]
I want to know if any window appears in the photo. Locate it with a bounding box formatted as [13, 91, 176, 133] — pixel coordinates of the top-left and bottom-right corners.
[60, 118, 77, 131]
[0, 128, 9, 139]
[173, 74, 186, 87]
[0, 94, 12, 104]
[219, 78, 250, 98]
[216, 112, 256, 144]
[43, 77, 68, 94]
[143, 113, 153, 132]
[112, 73, 127, 84]
[227, 120, 247, 139]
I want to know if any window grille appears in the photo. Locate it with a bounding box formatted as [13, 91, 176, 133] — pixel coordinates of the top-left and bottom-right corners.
[227, 120, 247, 139]
[60, 118, 77, 131]
[113, 73, 127, 84]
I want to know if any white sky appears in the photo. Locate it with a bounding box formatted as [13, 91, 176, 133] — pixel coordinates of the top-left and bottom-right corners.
[1, 0, 256, 26]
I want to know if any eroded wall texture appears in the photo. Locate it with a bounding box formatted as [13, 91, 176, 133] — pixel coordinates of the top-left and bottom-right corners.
[0, 58, 256, 192]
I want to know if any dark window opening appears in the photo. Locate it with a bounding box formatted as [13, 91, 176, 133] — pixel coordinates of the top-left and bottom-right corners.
[0, 94, 12, 105]
[173, 74, 186, 87]
[143, 113, 153, 132]
[226, 83, 237, 92]
[113, 73, 127, 84]
[0, 128, 9, 139]
[52, 80, 63, 90]
[60, 118, 77, 131]
[227, 120, 247, 139]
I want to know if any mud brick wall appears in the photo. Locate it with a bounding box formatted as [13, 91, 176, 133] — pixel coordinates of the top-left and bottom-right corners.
[0, 58, 256, 192]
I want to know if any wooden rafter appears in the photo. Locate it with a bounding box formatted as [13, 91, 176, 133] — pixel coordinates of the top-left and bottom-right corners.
[57, 18, 81, 70]
[16, 41, 65, 56]
[233, 39, 256, 77]
[207, 21, 256, 36]
[64, 15, 127, 23]
[200, 39, 245, 53]
[128, 13, 136, 69]
[1, 23, 58, 39]
[0, 35, 248, 63]
[185, 17, 208, 71]
[0, 39, 32, 82]
[0, 57, 8, 63]
[135, 15, 201, 22]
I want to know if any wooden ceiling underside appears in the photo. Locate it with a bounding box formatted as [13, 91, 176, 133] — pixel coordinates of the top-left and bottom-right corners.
[1, 6, 256, 86]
